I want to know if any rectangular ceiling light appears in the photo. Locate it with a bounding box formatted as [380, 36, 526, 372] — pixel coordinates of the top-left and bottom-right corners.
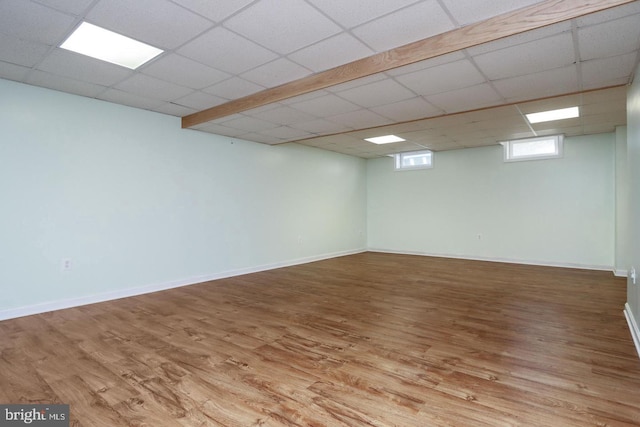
[525, 106, 579, 124]
[60, 22, 163, 69]
[365, 135, 406, 144]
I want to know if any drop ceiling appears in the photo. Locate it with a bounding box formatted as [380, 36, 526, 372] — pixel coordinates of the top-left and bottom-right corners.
[1, 0, 638, 158]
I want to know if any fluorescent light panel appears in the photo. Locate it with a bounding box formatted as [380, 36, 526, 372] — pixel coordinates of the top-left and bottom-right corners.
[365, 135, 406, 144]
[525, 106, 579, 124]
[61, 22, 163, 69]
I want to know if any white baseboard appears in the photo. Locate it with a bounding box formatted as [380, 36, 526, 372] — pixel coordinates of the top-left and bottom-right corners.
[624, 303, 640, 359]
[614, 269, 629, 278]
[368, 248, 614, 272]
[0, 248, 366, 322]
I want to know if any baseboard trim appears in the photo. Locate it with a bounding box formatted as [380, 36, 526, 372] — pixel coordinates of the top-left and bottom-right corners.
[0, 248, 366, 322]
[367, 248, 614, 272]
[614, 269, 629, 278]
[624, 303, 640, 358]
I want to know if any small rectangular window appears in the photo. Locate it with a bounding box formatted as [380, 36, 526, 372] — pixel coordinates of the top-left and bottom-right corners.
[394, 150, 433, 171]
[502, 135, 563, 162]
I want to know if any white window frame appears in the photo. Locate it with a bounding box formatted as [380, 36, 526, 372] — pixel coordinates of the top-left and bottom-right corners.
[394, 150, 433, 171]
[502, 134, 564, 162]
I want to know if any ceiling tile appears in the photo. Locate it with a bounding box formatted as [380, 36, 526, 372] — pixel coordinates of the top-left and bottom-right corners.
[463, 105, 521, 121]
[36, 49, 133, 86]
[288, 33, 375, 73]
[326, 74, 388, 93]
[250, 105, 317, 125]
[581, 123, 619, 135]
[517, 94, 582, 115]
[87, 0, 212, 49]
[192, 122, 248, 137]
[578, 14, 640, 61]
[476, 119, 530, 134]
[0, 61, 30, 81]
[466, 21, 572, 56]
[582, 110, 626, 125]
[297, 135, 347, 147]
[426, 83, 503, 113]
[222, 115, 281, 133]
[34, 0, 94, 14]
[531, 116, 581, 130]
[492, 65, 579, 103]
[582, 85, 627, 103]
[353, 1, 455, 52]
[0, 0, 75, 44]
[114, 74, 193, 101]
[0, 33, 51, 67]
[335, 78, 416, 108]
[260, 126, 314, 140]
[395, 59, 486, 96]
[241, 58, 312, 88]
[141, 54, 230, 90]
[385, 121, 439, 135]
[307, 0, 420, 28]
[172, 91, 227, 110]
[326, 109, 392, 128]
[341, 136, 385, 149]
[178, 27, 278, 74]
[224, 0, 342, 55]
[98, 88, 165, 110]
[581, 53, 637, 89]
[440, 0, 543, 26]
[371, 97, 442, 121]
[234, 132, 282, 144]
[170, 0, 255, 22]
[576, 1, 640, 27]
[26, 70, 107, 97]
[240, 101, 283, 116]
[288, 94, 360, 117]
[288, 118, 354, 134]
[203, 77, 264, 100]
[544, 125, 583, 137]
[473, 32, 575, 80]
[280, 89, 330, 105]
[385, 51, 466, 77]
[153, 102, 197, 117]
[426, 113, 477, 128]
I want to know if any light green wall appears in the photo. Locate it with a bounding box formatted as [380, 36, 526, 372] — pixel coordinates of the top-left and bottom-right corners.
[367, 135, 615, 268]
[615, 126, 629, 275]
[0, 76, 629, 321]
[0, 79, 367, 314]
[627, 69, 640, 330]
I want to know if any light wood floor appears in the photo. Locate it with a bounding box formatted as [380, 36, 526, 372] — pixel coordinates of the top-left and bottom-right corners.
[1, 253, 639, 426]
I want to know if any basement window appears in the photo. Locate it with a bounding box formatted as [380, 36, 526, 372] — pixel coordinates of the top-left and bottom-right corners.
[502, 135, 563, 162]
[394, 150, 433, 171]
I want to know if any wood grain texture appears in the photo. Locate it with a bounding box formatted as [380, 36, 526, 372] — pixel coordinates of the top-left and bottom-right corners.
[1, 252, 639, 426]
[181, 0, 636, 128]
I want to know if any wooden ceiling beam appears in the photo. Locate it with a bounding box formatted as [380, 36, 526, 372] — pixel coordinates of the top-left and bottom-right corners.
[182, 0, 635, 128]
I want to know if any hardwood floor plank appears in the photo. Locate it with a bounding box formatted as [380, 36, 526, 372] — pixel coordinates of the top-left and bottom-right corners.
[46, 375, 131, 426]
[1, 253, 638, 426]
[0, 347, 60, 404]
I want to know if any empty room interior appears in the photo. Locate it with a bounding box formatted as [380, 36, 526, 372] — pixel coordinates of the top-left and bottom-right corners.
[2, 0, 640, 425]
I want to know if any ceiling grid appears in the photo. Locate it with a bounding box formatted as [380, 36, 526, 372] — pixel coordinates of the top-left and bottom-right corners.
[0, 0, 637, 157]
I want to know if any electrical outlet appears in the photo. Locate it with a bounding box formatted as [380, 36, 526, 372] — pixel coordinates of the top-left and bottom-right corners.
[61, 258, 72, 272]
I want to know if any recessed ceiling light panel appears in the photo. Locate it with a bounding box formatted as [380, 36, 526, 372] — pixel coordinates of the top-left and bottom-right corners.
[365, 135, 406, 144]
[60, 22, 163, 70]
[525, 106, 579, 124]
